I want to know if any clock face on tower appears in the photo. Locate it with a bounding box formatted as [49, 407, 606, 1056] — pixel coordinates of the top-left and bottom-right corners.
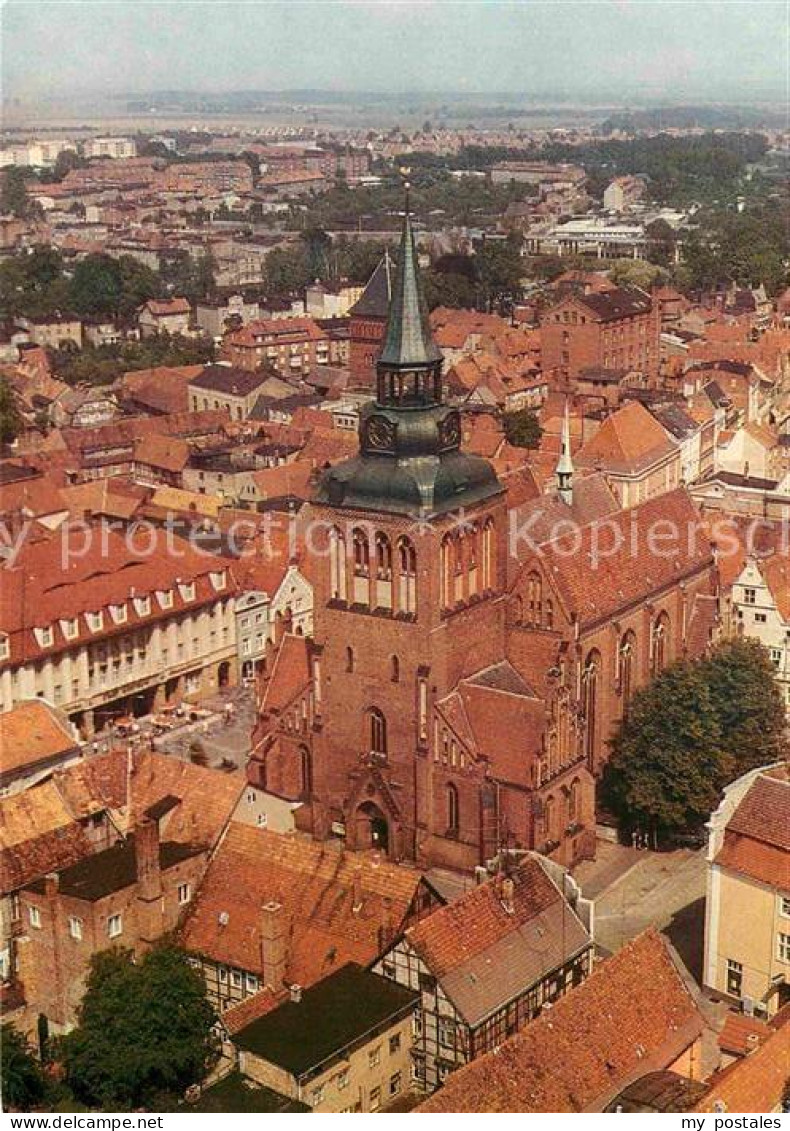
[365, 415, 396, 452]
[438, 411, 461, 449]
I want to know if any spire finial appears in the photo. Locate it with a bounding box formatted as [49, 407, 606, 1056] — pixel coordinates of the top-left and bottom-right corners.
[399, 165, 412, 217]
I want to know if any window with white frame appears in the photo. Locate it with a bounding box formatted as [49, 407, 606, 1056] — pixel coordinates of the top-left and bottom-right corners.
[232, 971, 243, 989]
[178, 883, 191, 905]
[179, 581, 196, 602]
[743, 587, 756, 605]
[337, 1069, 349, 1091]
[133, 596, 151, 617]
[0, 635, 8, 661]
[780, 895, 790, 918]
[778, 932, 790, 962]
[369, 1086, 381, 1112]
[110, 603, 127, 624]
[157, 590, 174, 610]
[29, 906, 41, 929]
[107, 914, 122, 938]
[246, 973, 258, 992]
[86, 611, 103, 632]
[69, 916, 83, 940]
[61, 618, 79, 640]
[368, 1046, 381, 1068]
[34, 626, 54, 648]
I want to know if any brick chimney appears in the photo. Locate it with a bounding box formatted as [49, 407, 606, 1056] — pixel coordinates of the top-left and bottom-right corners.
[260, 901, 289, 990]
[135, 817, 163, 947]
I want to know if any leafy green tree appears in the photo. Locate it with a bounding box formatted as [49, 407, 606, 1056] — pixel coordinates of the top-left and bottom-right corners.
[1, 1023, 46, 1110]
[503, 407, 542, 449]
[1, 167, 33, 218]
[608, 258, 668, 291]
[0, 375, 23, 445]
[63, 944, 218, 1110]
[702, 637, 786, 776]
[602, 661, 731, 842]
[52, 149, 86, 183]
[68, 254, 124, 317]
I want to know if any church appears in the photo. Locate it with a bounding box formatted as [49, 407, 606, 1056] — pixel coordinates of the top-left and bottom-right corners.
[250, 197, 718, 872]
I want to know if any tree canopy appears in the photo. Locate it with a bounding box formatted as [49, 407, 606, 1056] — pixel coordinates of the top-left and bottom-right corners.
[0, 375, 23, 445]
[503, 407, 542, 449]
[63, 944, 218, 1110]
[1, 1024, 47, 1110]
[602, 637, 787, 842]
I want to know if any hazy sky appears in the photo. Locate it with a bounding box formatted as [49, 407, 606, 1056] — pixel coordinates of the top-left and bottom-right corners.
[2, 0, 786, 103]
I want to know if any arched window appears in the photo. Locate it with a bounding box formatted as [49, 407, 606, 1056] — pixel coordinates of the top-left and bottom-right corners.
[618, 631, 636, 710]
[440, 535, 453, 609]
[447, 783, 459, 835]
[582, 650, 600, 765]
[346, 646, 355, 673]
[375, 532, 393, 610]
[568, 778, 580, 824]
[482, 518, 495, 591]
[352, 529, 370, 605]
[300, 746, 312, 797]
[329, 527, 347, 602]
[651, 612, 670, 676]
[545, 598, 554, 631]
[369, 708, 387, 758]
[397, 537, 417, 615]
[526, 571, 542, 626]
[390, 655, 400, 683]
[544, 795, 556, 842]
[453, 534, 465, 604]
[467, 525, 479, 597]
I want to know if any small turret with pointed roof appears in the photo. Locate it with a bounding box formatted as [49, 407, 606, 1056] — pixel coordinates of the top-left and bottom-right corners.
[556, 398, 574, 506]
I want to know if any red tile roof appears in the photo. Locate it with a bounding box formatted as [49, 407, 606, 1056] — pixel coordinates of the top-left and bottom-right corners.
[0, 700, 79, 779]
[420, 930, 704, 1113]
[181, 823, 428, 989]
[718, 1011, 770, 1057]
[522, 489, 713, 629]
[575, 401, 677, 475]
[694, 1006, 790, 1113]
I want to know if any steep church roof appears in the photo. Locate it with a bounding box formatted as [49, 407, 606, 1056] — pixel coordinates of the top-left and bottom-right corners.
[378, 210, 443, 368]
[349, 251, 395, 319]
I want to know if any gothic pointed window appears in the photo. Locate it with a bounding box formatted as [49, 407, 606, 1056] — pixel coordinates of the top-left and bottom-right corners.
[651, 612, 669, 676]
[453, 534, 464, 604]
[369, 708, 387, 759]
[482, 519, 495, 591]
[440, 534, 453, 609]
[526, 572, 542, 626]
[467, 525, 479, 597]
[447, 783, 459, 836]
[545, 598, 554, 630]
[375, 532, 393, 610]
[352, 528, 371, 606]
[300, 746, 313, 798]
[618, 631, 636, 710]
[568, 778, 580, 824]
[346, 646, 355, 673]
[391, 655, 400, 683]
[397, 536, 417, 615]
[330, 526, 347, 602]
[582, 650, 600, 765]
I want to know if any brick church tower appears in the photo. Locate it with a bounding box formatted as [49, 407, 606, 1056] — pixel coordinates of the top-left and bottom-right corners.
[306, 194, 509, 863]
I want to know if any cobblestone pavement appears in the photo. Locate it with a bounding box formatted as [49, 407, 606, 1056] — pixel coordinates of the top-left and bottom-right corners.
[154, 683, 256, 768]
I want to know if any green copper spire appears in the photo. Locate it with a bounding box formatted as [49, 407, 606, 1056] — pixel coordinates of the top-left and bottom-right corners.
[378, 191, 443, 369]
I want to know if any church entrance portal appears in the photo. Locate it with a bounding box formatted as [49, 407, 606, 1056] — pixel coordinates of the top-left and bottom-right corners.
[355, 801, 390, 855]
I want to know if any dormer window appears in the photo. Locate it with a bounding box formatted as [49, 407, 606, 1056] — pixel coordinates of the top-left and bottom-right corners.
[86, 611, 103, 633]
[133, 595, 151, 617]
[210, 570, 226, 591]
[60, 618, 79, 640]
[34, 626, 54, 649]
[110, 603, 127, 624]
[156, 590, 173, 610]
[179, 581, 196, 602]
